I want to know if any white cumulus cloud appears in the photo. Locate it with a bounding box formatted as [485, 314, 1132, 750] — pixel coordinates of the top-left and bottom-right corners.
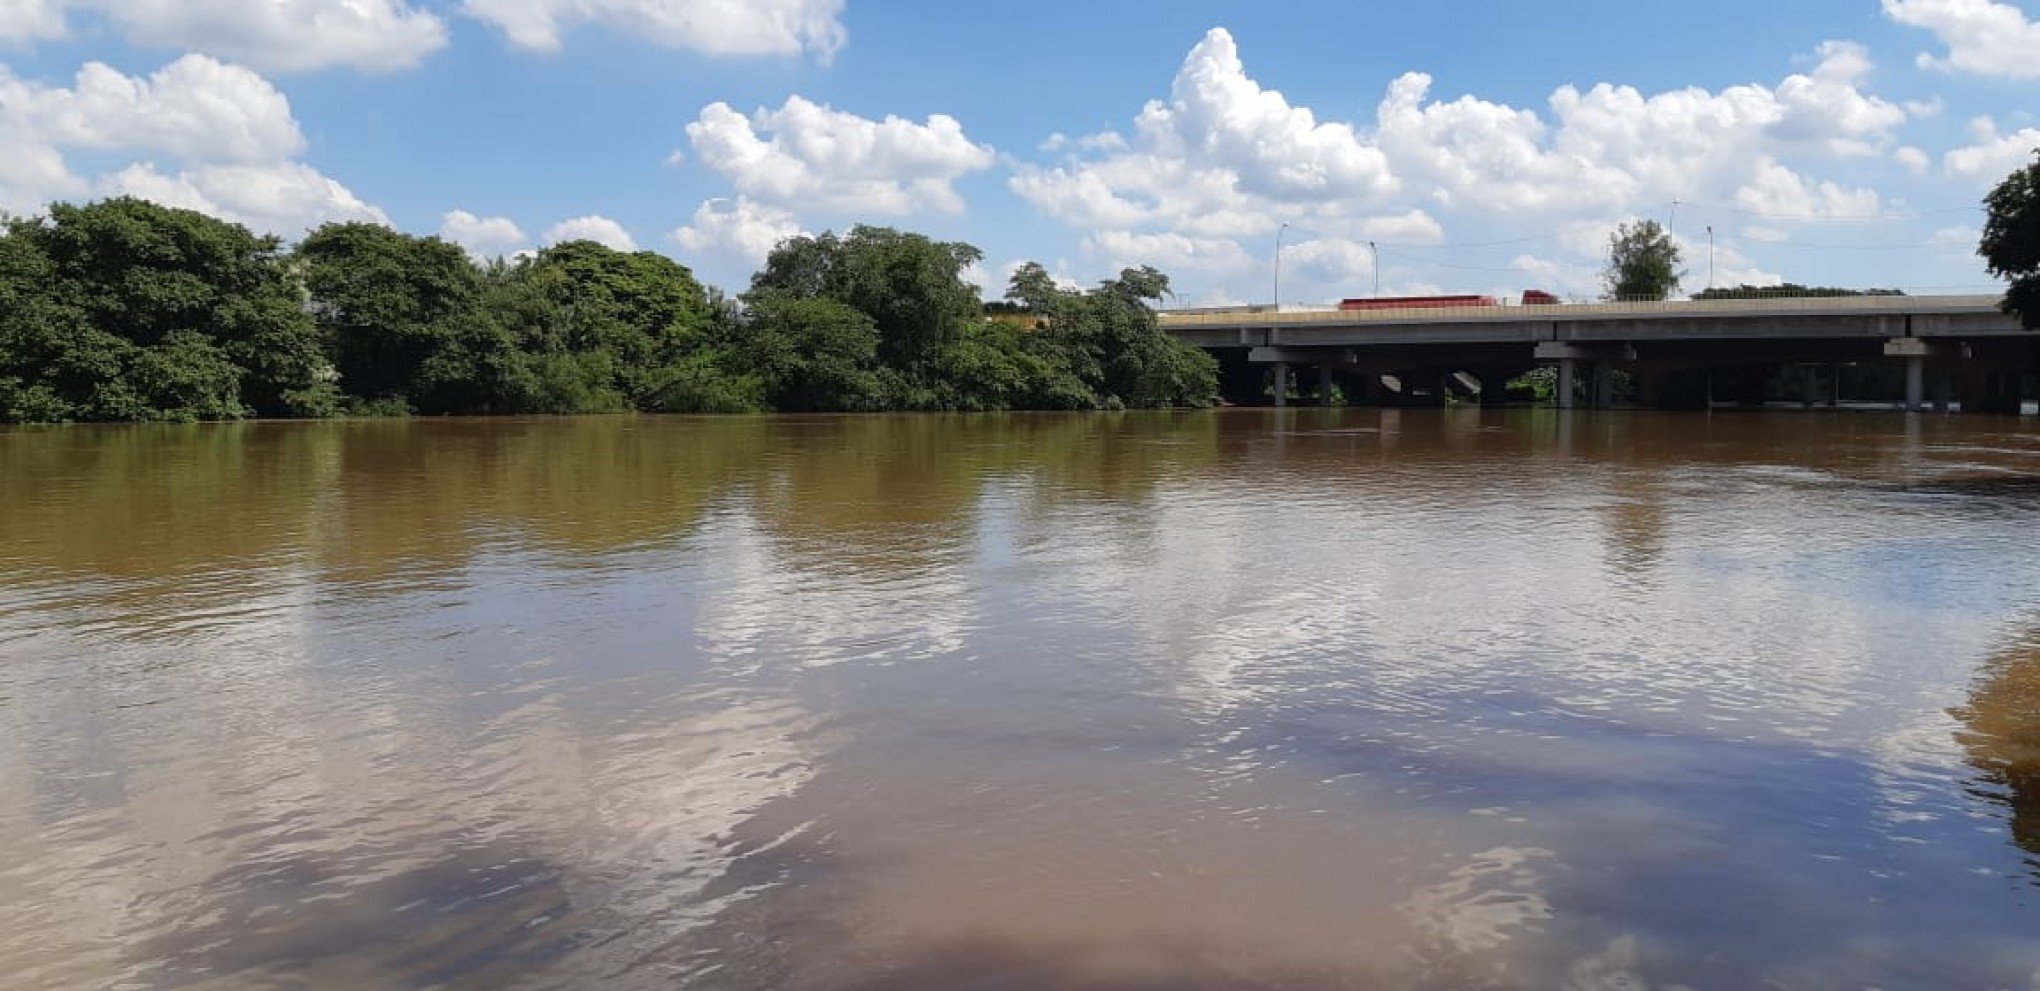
[5, 0, 446, 73]
[0, 0, 68, 42]
[544, 214, 637, 251]
[1083, 230, 1258, 277]
[1, 56, 303, 163]
[671, 196, 803, 262]
[1017, 29, 1906, 233]
[1012, 27, 1916, 302]
[464, 0, 845, 61]
[0, 55, 382, 236]
[1731, 158, 1884, 219]
[1885, 0, 2040, 79]
[440, 210, 528, 259]
[101, 161, 387, 235]
[1944, 116, 2040, 181]
[685, 95, 996, 216]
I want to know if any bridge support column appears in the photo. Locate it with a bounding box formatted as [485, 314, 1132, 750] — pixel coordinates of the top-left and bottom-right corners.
[1318, 365, 1336, 407]
[1590, 363, 1616, 409]
[1272, 361, 1289, 409]
[1885, 339, 1954, 413]
[1537, 343, 1634, 411]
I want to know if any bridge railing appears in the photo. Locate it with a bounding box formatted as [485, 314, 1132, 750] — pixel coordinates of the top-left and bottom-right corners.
[1157, 288, 2007, 327]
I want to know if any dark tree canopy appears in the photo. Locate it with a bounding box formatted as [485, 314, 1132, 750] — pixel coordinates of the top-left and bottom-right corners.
[1004, 263, 1217, 410]
[1694, 284, 1905, 300]
[1603, 219, 1683, 301]
[750, 226, 985, 367]
[1, 197, 1216, 422]
[298, 222, 481, 407]
[1980, 151, 2040, 329]
[0, 198, 334, 421]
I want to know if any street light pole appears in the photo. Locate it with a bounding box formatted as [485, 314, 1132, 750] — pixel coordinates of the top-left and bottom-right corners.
[1370, 240, 1380, 296]
[1274, 222, 1290, 311]
[1706, 225, 1715, 291]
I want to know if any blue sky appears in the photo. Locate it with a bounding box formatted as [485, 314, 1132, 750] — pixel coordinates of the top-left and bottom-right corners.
[4, 0, 2038, 305]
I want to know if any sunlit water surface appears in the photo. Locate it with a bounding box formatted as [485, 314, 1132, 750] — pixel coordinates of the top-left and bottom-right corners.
[4, 411, 2040, 990]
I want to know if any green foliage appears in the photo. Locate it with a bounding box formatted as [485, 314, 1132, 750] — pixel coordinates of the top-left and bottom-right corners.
[1, 198, 1214, 422]
[298, 222, 479, 408]
[0, 198, 328, 421]
[1004, 262, 1219, 409]
[737, 296, 888, 411]
[750, 226, 984, 367]
[1981, 152, 2040, 329]
[513, 240, 714, 407]
[1603, 219, 1683, 301]
[1695, 284, 1905, 299]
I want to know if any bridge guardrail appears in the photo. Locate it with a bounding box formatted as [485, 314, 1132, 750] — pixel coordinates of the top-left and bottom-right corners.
[1158, 292, 2008, 327]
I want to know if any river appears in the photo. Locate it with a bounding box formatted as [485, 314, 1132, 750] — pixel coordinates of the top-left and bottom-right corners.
[2, 410, 2039, 989]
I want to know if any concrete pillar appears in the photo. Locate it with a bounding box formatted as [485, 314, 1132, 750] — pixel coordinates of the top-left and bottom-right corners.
[1800, 366, 1821, 408]
[1905, 355, 1925, 412]
[1557, 358, 1577, 410]
[1591, 363, 1615, 409]
[1272, 361, 1289, 409]
[1318, 365, 1336, 407]
[1829, 363, 1843, 407]
[1933, 370, 1953, 413]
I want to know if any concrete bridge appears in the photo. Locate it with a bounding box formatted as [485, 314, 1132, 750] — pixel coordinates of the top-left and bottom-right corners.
[1159, 294, 2038, 412]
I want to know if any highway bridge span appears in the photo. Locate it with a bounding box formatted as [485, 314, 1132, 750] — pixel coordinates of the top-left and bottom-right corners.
[1159, 294, 2036, 411]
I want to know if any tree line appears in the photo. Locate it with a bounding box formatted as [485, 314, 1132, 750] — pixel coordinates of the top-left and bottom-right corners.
[0, 198, 1218, 423]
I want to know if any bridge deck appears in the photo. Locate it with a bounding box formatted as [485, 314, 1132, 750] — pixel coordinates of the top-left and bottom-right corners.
[1160, 294, 2026, 349]
[1160, 294, 2006, 329]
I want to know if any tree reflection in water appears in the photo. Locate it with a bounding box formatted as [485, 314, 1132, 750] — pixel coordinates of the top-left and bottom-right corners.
[1953, 625, 2040, 871]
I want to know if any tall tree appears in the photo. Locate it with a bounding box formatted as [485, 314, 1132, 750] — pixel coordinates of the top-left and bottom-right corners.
[749, 226, 983, 367]
[1980, 151, 2040, 329]
[1004, 263, 1218, 409]
[297, 222, 482, 410]
[1, 198, 334, 421]
[516, 239, 716, 405]
[1603, 219, 1683, 301]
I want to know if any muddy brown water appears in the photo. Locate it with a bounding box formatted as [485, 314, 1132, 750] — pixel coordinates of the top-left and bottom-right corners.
[3, 410, 2040, 989]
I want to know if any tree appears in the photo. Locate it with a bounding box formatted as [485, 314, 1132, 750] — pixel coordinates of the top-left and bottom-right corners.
[0, 198, 335, 421]
[1694, 284, 1904, 300]
[1980, 151, 2040, 329]
[1003, 263, 1218, 409]
[297, 222, 482, 411]
[1603, 219, 1683, 301]
[749, 226, 984, 368]
[737, 296, 887, 411]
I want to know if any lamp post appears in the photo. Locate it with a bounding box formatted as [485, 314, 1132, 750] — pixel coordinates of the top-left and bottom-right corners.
[1274, 222, 1291, 311]
[1706, 225, 1715, 291]
[1370, 240, 1380, 296]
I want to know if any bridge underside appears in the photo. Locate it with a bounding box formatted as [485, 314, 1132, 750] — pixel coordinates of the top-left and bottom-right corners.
[1197, 329, 2040, 412]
